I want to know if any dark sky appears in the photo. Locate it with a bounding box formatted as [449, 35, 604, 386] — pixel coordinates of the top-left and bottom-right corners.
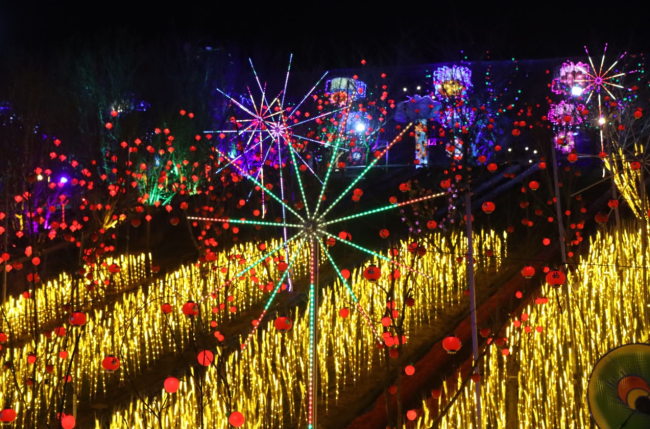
[1, 1, 648, 69]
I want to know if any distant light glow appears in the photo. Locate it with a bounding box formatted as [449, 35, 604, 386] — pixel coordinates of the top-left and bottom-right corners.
[354, 122, 366, 133]
[599, 117, 606, 125]
[37, 174, 43, 181]
[59, 177, 68, 184]
[571, 86, 583, 96]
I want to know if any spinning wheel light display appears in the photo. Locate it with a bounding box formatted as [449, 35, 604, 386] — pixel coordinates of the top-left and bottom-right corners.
[190, 66, 445, 426]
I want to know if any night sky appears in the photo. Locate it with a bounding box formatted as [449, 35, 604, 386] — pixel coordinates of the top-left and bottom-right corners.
[1, 2, 649, 70]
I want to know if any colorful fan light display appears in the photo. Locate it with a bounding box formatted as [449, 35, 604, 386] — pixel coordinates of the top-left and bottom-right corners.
[190, 58, 445, 428]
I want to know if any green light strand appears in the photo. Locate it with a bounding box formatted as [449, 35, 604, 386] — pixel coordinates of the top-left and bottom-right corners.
[241, 238, 306, 351]
[187, 216, 303, 228]
[308, 238, 317, 428]
[288, 145, 311, 219]
[321, 192, 444, 227]
[263, 239, 305, 312]
[313, 96, 355, 217]
[213, 146, 305, 222]
[319, 238, 382, 341]
[317, 123, 413, 221]
[201, 231, 304, 301]
[313, 136, 342, 217]
[318, 238, 360, 304]
[318, 229, 435, 281]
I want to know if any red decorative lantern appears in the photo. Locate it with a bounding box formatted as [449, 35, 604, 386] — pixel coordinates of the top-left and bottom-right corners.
[229, 411, 245, 428]
[0, 408, 17, 423]
[487, 163, 497, 172]
[594, 213, 609, 224]
[481, 202, 495, 214]
[607, 199, 619, 209]
[442, 334, 462, 354]
[0, 332, 8, 343]
[326, 237, 336, 246]
[161, 303, 172, 314]
[69, 312, 87, 326]
[182, 301, 199, 317]
[102, 355, 120, 372]
[164, 376, 180, 393]
[363, 265, 381, 283]
[61, 415, 76, 429]
[427, 220, 437, 230]
[27, 352, 37, 364]
[197, 350, 214, 366]
[405, 365, 415, 375]
[273, 317, 293, 332]
[630, 161, 641, 171]
[338, 231, 351, 241]
[277, 261, 289, 272]
[379, 229, 390, 238]
[339, 308, 350, 318]
[521, 266, 535, 279]
[529, 181, 539, 191]
[546, 270, 566, 288]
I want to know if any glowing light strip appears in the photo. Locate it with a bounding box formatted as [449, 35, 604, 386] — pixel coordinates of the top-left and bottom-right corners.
[288, 143, 311, 219]
[280, 54, 292, 110]
[207, 130, 263, 134]
[276, 128, 293, 291]
[289, 109, 342, 128]
[290, 146, 324, 185]
[241, 238, 305, 351]
[319, 230, 436, 281]
[249, 59, 271, 114]
[212, 136, 270, 176]
[287, 71, 329, 122]
[212, 146, 305, 222]
[318, 239, 382, 342]
[321, 192, 445, 227]
[187, 216, 303, 228]
[216, 88, 261, 120]
[197, 232, 304, 302]
[308, 238, 317, 429]
[292, 134, 350, 151]
[313, 135, 342, 217]
[317, 123, 414, 221]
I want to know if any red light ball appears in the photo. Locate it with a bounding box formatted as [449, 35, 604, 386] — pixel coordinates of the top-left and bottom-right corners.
[229, 411, 245, 428]
[274, 317, 293, 332]
[102, 355, 120, 372]
[197, 350, 214, 367]
[442, 334, 462, 354]
[164, 376, 180, 393]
